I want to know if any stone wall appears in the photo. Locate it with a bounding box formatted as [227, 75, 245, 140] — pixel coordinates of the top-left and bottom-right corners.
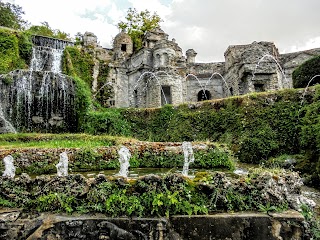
[0, 210, 306, 239]
[280, 47, 320, 86]
[96, 27, 320, 108]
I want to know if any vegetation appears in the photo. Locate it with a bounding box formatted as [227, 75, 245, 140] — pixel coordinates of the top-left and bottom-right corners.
[0, 133, 123, 149]
[79, 87, 320, 189]
[300, 204, 320, 239]
[292, 55, 320, 88]
[62, 46, 95, 86]
[0, 171, 290, 217]
[95, 61, 112, 107]
[118, 8, 162, 51]
[0, 134, 235, 174]
[0, 0, 27, 30]
[0, 28, 32, 74]
[26, 21, 71, 40]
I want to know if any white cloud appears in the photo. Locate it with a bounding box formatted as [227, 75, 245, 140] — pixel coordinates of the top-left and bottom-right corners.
[3, 0, 320, 61]
[128, 0, 171, 18]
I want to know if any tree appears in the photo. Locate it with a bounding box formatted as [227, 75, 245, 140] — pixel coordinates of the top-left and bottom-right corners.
[0, 0, 27, 29]
[26, 22, 71, 40]
[118, 8, 162, 51]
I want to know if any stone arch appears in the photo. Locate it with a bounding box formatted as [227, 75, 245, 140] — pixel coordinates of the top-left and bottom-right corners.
[197, 90, 211, 101]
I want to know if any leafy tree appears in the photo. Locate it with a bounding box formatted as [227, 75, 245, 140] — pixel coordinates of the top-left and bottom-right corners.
[74, 32, 84, 45]
[0, 0, 27, 29]
[118, 8, 162, 51]
[292, 55, 320, 88]
[26, 21, 71, 40]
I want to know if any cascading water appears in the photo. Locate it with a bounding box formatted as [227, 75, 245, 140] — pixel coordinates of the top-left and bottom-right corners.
[117, 146, 131, 178]
[181, 141, 195, 176]
[0, 35, 76, 133]
[0, 103, 16, 133]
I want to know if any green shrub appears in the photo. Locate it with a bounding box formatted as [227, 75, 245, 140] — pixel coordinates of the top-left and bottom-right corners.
[72, 76, 92, 131]
[292, 55, 320, 88]
[0, 28, 31, 74]
[62, 46, 95, 87]
[83, 109, 132, 136]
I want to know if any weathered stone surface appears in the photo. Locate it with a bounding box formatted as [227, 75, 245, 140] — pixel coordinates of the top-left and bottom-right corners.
[0, 210, 307, 240]
[92, 27, 320, 108]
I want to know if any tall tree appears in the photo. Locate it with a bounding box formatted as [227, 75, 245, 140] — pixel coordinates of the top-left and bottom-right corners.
[118, 8, 162, 51]
[0, 0, 27, 29]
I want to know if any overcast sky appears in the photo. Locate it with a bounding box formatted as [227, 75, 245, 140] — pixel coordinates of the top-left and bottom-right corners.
[4, 0, 320, 62]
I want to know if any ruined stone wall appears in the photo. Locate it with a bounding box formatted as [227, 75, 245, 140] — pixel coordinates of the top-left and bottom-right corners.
[108, 35, 320, 108]
[280, 47, 320, 86]
[113, 66, 129, 107]
[186, 62, 226, 100]
[223, 42, 283, 95]
[127, 70, 184, 108]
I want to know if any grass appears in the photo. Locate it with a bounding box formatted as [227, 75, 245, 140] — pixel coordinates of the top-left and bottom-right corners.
[0, 133, 136, 149]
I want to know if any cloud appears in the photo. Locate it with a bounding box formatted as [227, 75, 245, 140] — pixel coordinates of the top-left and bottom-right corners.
[4, 0, 320, 62]
[128, 0, 172, 17]
[162, 0, 320, 61]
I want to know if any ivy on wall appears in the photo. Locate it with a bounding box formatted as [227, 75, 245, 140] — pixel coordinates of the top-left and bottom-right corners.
[0, 28, 32, 74]
[62, 46, 95, 87]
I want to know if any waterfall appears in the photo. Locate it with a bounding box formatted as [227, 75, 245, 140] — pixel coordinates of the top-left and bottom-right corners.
[0, 35, 76, 133]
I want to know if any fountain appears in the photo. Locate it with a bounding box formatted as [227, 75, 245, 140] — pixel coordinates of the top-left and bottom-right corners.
[56, 151, 69, 177]
[117, 146, 131, 178]
[185, 73, 209, 100]
[205, 72, 232, 97]
[181, 141, 195, 176]
[251, 54, 289, 90]
[185, 72, 231, 99]
[0, 35, 75, 133]
[132, 71, 169, 107]
[2, 155, 16, 178]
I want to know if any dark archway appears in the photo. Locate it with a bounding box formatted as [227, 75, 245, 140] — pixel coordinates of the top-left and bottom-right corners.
[197, 90, 211, 101]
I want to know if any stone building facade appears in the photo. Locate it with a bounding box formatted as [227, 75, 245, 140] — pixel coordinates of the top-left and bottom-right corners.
[83, 29, 320, 108]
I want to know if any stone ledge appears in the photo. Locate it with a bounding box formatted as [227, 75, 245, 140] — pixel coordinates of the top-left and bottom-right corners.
[0, 210, 306, 240]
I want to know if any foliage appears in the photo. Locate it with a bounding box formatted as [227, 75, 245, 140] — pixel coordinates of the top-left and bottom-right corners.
[297, 86, 320, 187]
[0, 0, 27, 29]
[80, 87, 320, 189]
[26, 21, 71, 40]
[0, 134, 235, 174]
[74, 32, 83, 45]
[62, 46, 95, 87]
[94, 61, 112, 107]
[83, 109, 132, 136]
[0, 172, 294, 218]
[72, 76, 93, 131]
[0, 133, 119, 148]
[118, 8, 162, 51]
[300, 204, 320, 239]
[0, 28, 32, 73]
[292, 55, 320, 88]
